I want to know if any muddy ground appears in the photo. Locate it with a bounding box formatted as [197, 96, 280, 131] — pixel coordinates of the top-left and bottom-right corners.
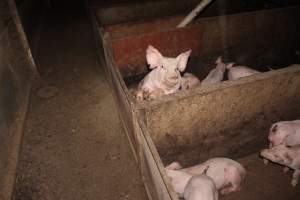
[13, 9, 147, 200]
[222, 153, 300, 200]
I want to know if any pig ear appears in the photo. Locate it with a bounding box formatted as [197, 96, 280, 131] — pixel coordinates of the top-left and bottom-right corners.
[215, 56, 222, 65]
[176, 50, 191, 72]
[146, 45, 163, 69]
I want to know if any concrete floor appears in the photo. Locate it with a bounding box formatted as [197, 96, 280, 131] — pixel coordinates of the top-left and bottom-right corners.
[13, 8, 148, 200]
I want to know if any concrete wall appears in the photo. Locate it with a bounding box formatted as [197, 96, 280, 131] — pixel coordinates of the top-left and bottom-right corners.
[0, 1, 36, 199]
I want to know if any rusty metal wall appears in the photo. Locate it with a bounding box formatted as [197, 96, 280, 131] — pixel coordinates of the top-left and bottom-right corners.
[0, 1, 37, 199]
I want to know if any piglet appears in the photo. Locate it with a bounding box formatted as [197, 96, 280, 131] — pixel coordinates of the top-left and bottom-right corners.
[227, 63, 260, 80]
[136, 45, 191, 101]
[184, 174, 219, 200]
[201, 56, 228, 85]
[268, 120, 300, 148]
[180, 72, 200, 90]
[260, 144, 300, 187]
[165, 167, 193, 197]
[168, 158, 246, 195]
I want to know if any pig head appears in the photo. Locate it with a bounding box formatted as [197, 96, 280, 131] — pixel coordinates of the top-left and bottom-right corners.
[136, 45, 191, 101]
[268, 122, 296, 147]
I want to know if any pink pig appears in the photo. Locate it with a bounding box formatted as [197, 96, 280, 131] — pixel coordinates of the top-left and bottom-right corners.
[136, 45, 191, 101]
[260, 144, 300, 187]
[180, 72, 200, 90]
[268, 120, 300, 147]
[165, 168, 193, 197]
[167, 158, 246, 195]
[184, 174, 219, 200]
[201, 56, 229, 85]
[226, 63, 260, 80]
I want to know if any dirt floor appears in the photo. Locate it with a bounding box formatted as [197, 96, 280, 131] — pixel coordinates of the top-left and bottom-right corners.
[12, 9, 147, 200]
[221, 153, 300, 200]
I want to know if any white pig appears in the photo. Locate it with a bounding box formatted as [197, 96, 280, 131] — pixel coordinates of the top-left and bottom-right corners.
[184, 174, 219, 200]
[268, 120, 300, 147]
[136, 45, 191, 101]
[227, 63, 260, 80]
[165, 168, 193, 197]
[180, 72, 200, 90]
[201, 56, 229, 85]
[260, 144, 300, 187]
[169, 158, 246, 195]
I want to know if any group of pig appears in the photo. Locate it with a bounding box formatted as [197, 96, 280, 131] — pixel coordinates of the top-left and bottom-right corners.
[135, 45, 260, 101]
[260, 119, 300, 187]
[135, 45, 299, 199]
[165, 119, 300, 200]
[165, 157, 246, 200]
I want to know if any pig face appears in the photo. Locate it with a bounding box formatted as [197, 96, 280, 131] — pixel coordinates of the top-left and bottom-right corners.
[268, 124, 290, 147]
[146, 45, 191, 84]
[260, 145, 293, 166]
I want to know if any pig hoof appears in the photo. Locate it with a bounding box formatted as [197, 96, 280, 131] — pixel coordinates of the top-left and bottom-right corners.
[291, 180, 298, 187]
[263, 159, 269, 165]
[283, 167, 290, 173]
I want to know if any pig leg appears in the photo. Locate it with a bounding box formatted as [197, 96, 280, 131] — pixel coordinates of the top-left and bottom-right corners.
[283, 167, 290, 173]
[263, 159, 269, 165]
[291, 170, 300, 187]
[220, 184, 241, 195]
[147, 89, 165, 100]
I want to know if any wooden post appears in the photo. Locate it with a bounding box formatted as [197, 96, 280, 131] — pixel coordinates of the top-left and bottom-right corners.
[177, 0, 214, 28]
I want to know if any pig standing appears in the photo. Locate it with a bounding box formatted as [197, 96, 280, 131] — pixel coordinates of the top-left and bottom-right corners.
[184, 174, 219, 200]
[136, 45, 191, 101]
[226, 63, 260, 80]
[260, 144, 300, 187]
[167, 158, 246, 195]
[201, 56, 229, 85]
[180, 72, 200, 90]
[268, 120, 300, 147]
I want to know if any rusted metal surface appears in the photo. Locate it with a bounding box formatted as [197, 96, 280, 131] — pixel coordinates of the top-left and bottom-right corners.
[105, 5, 300, 78]
[109, 23, 203, 77]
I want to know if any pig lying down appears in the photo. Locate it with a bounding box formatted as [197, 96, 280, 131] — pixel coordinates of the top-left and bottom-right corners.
[226, 62, 261, 80]
[268, 120, 300, 147]
[260, 144, 300, 187]
[201, 56, 229, 85]
[183, 167, 219, 200]
[180, 72, 200, 90]
[136, 45, 191, 101]
[165, 157, 246, 196]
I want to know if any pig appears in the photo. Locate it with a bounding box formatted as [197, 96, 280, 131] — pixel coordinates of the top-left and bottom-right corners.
[201, 56, 229, 85]
[180, 72, 200, 90]
[183, 174, 219, 200]
[260, 144, 300, 187]
[268, 120, 300, 148]
[168, 158, 246, 195]
[226, 63, 260, 80]
[165, 168, 193, 197]
[165, 163, 209, 197]
[136, 45, 191, 101]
